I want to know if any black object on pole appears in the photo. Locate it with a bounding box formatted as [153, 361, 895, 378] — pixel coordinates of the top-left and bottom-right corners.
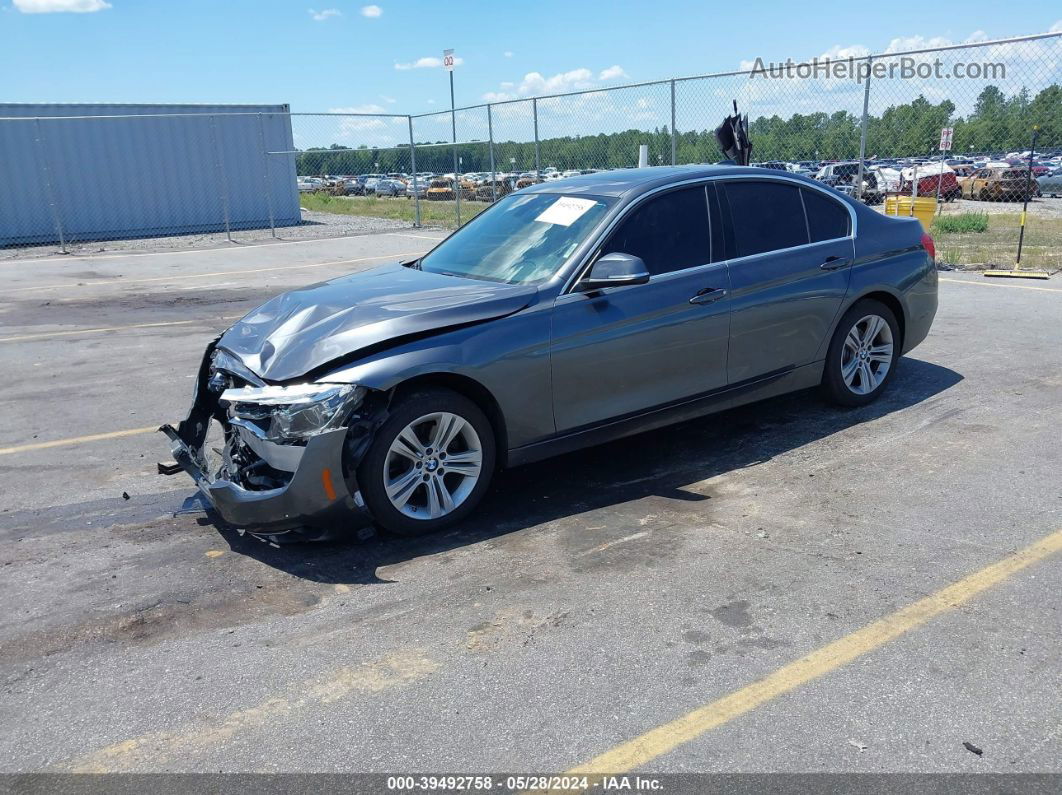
[1015, 127, 1038, 267]
[714, 101, 752, 166]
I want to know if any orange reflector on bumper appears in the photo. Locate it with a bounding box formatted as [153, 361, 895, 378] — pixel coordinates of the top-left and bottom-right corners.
[321, 468, 338, 501]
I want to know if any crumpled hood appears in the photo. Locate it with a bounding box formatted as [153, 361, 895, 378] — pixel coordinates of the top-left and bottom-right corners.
[218, 262, 537, 381]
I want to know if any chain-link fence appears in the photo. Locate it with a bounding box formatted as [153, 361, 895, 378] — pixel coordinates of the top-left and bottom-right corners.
[3, 31, 1060, 268]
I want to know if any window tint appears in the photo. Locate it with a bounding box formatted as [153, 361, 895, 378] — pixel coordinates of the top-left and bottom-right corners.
[724, 181, 808, 257]
[602, 186, 710, 276]
[801, 188, 851, 242]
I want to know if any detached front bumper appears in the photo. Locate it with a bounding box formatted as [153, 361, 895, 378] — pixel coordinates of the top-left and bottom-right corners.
[161, 424, 365, 533]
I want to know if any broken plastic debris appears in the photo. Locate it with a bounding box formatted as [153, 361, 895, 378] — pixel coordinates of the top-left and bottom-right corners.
[173, 492, 211, 517]
[847, 739, 868, 752]
[963, 741, 983, 756]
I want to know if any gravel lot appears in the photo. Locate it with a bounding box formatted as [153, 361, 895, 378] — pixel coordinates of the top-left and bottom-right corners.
[1, 233, 1060, 776]
[0, 207, 422, 261]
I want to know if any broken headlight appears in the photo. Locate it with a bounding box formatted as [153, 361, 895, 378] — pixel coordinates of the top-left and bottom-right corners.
[219, 383, 365, 442]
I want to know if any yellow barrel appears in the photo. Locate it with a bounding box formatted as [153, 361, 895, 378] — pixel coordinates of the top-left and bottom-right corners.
[884, 195, 937, 231]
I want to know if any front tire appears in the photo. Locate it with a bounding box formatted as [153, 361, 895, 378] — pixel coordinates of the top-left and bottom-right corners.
[357, 388, 496, 536]
[821, 299, 900, 407]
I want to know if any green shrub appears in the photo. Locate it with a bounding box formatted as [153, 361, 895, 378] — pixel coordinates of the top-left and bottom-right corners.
[933, 213, 989, 234]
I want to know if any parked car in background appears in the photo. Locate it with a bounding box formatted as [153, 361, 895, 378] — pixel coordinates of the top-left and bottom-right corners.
[162, 165, 937, 538]
[475, 177, 515, 202]
[1036, 167, 1062, 198]
[900, 164, 962, 201]
[297, 177, 324, 193]
[426, 178, 456, 201]
[405, 178, 430, 199]
[515, 174, 542, 190]
[959, 166, 1036, 202]
[375, 178, 405, 197]
[815, 161, 864, 190]
[362, 177, 381, 195]
[868, 165, 901, 193]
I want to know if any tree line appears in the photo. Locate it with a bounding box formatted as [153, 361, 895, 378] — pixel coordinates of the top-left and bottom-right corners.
[295, 84, 1061, 176]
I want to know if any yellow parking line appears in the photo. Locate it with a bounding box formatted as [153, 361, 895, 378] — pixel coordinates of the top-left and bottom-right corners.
[0, 426, 158, 457]
[8, 251, 424, 294]
[0, 315, 245, 344]
[567, 527, 1062, 775]
[940, 277, 1060, 293]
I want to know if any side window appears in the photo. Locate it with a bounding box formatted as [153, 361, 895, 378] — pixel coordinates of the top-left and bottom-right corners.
[724, 180, 808, 258]
[801, 188, 851, 242]
[601, 186, 711, 276]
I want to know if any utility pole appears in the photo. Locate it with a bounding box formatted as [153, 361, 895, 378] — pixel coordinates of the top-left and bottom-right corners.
[444, 48, 460, 226]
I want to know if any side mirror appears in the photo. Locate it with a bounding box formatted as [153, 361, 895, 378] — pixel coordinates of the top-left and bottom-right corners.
[581, 252, 650, 291]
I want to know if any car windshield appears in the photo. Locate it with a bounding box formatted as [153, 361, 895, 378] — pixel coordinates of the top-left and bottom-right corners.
[417, 192, 615, 284]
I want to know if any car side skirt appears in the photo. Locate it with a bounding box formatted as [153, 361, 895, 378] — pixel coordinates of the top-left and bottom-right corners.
[506, 362, 824, 468]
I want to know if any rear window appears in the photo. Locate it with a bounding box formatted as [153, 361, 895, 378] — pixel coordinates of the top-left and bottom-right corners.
[802, 188, 851, 242]
[724, 181, 808, 257]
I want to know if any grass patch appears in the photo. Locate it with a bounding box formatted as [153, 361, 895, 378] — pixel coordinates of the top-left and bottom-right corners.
[930, 212, 1062, 269]
[299, 192, 486, 227]
[933, 213, 988, 234]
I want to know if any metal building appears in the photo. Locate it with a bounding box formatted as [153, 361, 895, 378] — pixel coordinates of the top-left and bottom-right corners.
[0, 103, 301, 247]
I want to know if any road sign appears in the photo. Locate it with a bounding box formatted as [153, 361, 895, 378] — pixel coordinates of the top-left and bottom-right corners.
[939, 127, 954, 151]
[442, 49, 455, 71]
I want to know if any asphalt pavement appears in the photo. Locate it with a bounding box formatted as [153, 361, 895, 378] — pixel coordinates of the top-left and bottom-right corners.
[1, 233, 1059, 775]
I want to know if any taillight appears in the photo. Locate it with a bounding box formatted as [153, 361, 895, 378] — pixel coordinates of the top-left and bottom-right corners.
[920, 232, 936, 262]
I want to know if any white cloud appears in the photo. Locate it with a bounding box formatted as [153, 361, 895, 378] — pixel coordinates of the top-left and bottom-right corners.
[395, 55, 464, 70]
[308, 8, 340, 21]
[380, 95, 396, 104]
[13, 0, 110, 12]
[330, 104, 388, 114]
[1051, 20, 1062, 33]
[598, 65, 628, 81]
[504, 51, 514, 58]
[481, 65, 629, 101]
[426, 99, 436, 104]
[361, 4, 382, 18]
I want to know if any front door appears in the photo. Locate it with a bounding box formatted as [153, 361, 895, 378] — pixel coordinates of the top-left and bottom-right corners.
[550, 185, 731, 432]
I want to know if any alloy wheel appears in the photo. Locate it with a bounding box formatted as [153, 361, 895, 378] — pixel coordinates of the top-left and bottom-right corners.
[383, 412, 483, 520]
[840, 314, 894, 396]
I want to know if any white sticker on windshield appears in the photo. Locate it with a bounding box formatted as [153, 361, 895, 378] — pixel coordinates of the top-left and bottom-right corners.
[534, 196, 597, 227]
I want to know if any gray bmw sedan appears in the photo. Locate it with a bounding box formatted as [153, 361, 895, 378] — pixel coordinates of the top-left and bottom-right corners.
[162, 165, 938, 538]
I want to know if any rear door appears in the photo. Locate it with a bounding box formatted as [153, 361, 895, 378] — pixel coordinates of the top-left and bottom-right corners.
[720, 179, 854, 384]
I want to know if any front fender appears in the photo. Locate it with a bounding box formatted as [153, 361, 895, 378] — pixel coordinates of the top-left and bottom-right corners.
[320, 303, 555, 450]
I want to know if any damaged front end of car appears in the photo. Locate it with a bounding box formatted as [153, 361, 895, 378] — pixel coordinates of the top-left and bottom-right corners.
[160, 339, 388, 537]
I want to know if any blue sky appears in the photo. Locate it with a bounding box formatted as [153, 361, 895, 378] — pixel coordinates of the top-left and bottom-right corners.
[3, 0, 1060, 115]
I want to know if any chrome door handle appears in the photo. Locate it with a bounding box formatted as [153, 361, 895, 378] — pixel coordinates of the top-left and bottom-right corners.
[689, 287, 727, 305]
[820, 256, 851, 271]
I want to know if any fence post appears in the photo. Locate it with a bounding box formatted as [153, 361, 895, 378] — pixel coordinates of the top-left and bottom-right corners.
[257, 113, 276, 238]
[33, 118, 67, 254]
[533, 98, 541, 180]
[407, 115, 421, 228]
[488, 103, 497, 203]
[209, 115, 233, 243]
[855, 56, 872, 202]
[670, 80, 677, 166]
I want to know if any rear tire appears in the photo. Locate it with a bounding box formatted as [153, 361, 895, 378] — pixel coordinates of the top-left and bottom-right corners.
[357, 388, 496, 536]
[821, 299, 901, 407]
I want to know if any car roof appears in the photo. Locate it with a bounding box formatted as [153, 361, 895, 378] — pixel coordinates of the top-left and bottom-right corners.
[519, 164, 823, 199]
